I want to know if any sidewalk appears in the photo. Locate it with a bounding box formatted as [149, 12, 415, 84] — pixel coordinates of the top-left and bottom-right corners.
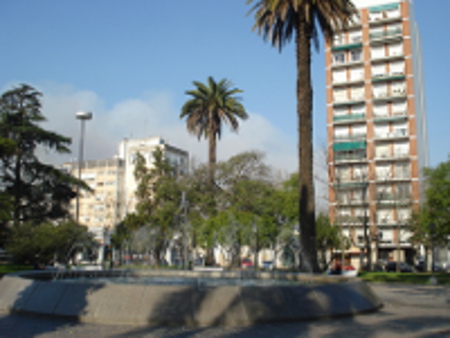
[0, 283, 449, 337]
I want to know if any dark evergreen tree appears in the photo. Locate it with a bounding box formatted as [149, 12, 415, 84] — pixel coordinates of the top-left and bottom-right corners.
[0, 84, 87, 226]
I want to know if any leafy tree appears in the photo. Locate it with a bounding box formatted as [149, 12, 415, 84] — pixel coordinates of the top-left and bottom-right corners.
[180, 77, 249, 186]
[315, 213, 342, 269]
[409, 159, 450, 247]
[124, 148, 183, 266]
[0, 84, 87, 226]
[7, 221, 97, 266]
[247, 0, 356, 272]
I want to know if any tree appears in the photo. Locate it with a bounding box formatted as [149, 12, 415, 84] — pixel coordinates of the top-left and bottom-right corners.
[409, 159, 450, 249]
[124, 148, 183, 266]
[180, 77, 249, 186]
[247, 0, 356, 272]
[315, 213, 342, 269]
[0, 84, 87, 226]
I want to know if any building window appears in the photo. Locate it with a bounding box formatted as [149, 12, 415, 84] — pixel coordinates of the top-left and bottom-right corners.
[333, 52, 346, 64]
[350, 49, 362, 62]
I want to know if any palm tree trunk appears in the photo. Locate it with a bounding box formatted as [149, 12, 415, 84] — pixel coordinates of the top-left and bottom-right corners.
[208, 112, 217, 187]
[296, 12, 319, 273]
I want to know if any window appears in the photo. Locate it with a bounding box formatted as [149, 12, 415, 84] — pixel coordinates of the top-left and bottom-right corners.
[390, 60, 405, 75]
[392, 101, 407, 115]
[373, 103, 388, 117]
[373, 82, 388, 98]
[352, 124, 367, 137]
[333, 69, 347, 83]
[333, 52, 346, 64]
[388, 42, 403, 57]
[333, 88, 347, 102]
[375, 143, 390, 157]
[350, 86, 364, 101]
[395, 162, 410, 178]
[376, 164, 391, 179]
[391, 81, 406, 96]
[371, 46, 385, 59]
[349, 31, 362, 43]
[372, 63, 386, 78]
[392, 121, 408, 136]
[393, 141, 409, 157]
[333, 33, 345, 45]
[350, 49, 362, 62]
[336, 165, 351, 181]
[396, 183, 411, 199]
[334, 126, 349, 140]
[351, 104, 365, 115]
[350, 67, 364, 81]
[334, 106, 348, 117]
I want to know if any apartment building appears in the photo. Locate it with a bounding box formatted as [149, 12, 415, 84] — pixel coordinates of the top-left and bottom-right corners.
[326, 0, 428, 265]
[64, 136, 189, 241]
[62, 158, 125, 243]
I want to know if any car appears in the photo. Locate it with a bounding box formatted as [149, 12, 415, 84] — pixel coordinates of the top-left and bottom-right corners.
[241, 258, 253, 268]
[262, 260, 273, 271]
[385, 261, 413, 273]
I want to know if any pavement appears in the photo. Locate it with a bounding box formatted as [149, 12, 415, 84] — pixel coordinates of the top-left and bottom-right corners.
[0, 283, 449, 338]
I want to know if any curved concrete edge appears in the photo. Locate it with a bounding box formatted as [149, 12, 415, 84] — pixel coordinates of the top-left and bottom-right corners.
[0, 271, 382, 327]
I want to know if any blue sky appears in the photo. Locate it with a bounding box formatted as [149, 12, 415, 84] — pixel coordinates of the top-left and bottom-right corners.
[1, 1, 448, 175]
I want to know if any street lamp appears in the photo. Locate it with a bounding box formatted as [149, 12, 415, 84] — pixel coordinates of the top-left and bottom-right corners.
[75, 111, 93, 223]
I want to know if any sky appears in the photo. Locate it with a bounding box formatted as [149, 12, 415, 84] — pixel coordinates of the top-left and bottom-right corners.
[1, 1, 448, 181]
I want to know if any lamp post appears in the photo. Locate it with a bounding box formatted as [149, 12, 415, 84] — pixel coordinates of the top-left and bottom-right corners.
[75, 111, 92, 223]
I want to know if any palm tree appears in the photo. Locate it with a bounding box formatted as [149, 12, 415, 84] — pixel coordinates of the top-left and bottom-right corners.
[247, 0, 356, 272]
[180, 76, 249, 186]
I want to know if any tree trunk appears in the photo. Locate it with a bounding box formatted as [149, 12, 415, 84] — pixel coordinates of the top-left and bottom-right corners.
[208, 111, 217, 187]
[296, 12, 319, 273]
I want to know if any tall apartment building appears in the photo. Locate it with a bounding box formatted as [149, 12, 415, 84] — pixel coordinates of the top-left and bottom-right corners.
[326, 0, 428, 264]
[118, 136, 189, 219]
[63, 136, 189, 242]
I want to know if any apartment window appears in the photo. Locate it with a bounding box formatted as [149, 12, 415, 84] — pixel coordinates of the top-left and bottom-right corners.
[376, 164, 391, 179]
[349, 31, 362, 43]
[352, 124, 367, 138]
[393, 141, 409, 157]
[395, 162, 410, 178]
[397, 208, 411, 222]
[333, 52, 346, 64]
[392, 121, 408, 136]
[388, 42, 403, 57]
[350, 86, 364, 101]
[377, 208, 394, 224]
[373, 82, 388, 98]
[371, 45, 385, 59]
[375, 143, 390, 158]
[333, 69, 347, 83]
[334, 106, 348, 117]
[391, 81, 406, 96]
[350, 67, 364, 81]
[333, 88, 347, 102]
[392, 101, 407, 115]
[333, 33, 345, 45]
[334, 126, 349, 140]
[373, 103, 389, 117]
[372, 63, 386, 78]
[350, 49, 362, 62]
[351, 104, 365, 115]
[389, 60, 405, 75]
[369, 11, 383, 22]
[336, 165, 351, 182]
[396, 183, 411, 199]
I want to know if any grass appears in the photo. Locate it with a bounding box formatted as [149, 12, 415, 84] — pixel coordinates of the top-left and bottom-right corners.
[0, 264, 33, 276]
[359, 271, 450, 285]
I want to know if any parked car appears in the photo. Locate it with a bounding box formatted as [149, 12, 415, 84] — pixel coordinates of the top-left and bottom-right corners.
[241, 258, 253, 269]
[262, 260, 273, 271]
[385, 261, 413, 272]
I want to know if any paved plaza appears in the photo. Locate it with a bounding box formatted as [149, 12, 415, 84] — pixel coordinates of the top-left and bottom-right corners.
[0, 283, 449, 337]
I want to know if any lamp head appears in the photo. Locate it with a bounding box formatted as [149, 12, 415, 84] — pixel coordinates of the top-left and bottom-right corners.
[76, 111, 93, 120]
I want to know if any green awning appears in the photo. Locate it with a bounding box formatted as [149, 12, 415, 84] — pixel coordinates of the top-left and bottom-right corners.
[369, 3, 399, 13]
[332, 42, 362, 51]
[333, 141, 366, 152]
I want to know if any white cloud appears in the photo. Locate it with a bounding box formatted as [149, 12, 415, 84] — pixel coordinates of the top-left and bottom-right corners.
[34, 82, 327, 208]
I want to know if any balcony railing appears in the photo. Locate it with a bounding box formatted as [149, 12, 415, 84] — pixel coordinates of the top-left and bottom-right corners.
[369, 28, 402, 41]
[334, 152, 367, 163]
[333, 133, 366, 142]
[333, 96, 366, 107]
[332, 41, 363, 51]
[374, 152, 410, 161]
[333, 113, 366, 124]
[372, 73, 405, 82]
[373, 89, 407, 101]
[374, 129, 408, 140]
[373, 111, 408, 122]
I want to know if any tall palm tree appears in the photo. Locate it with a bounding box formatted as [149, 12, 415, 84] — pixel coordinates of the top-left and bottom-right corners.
[247, 0, 356, 272]
[180, 76, 249, 186]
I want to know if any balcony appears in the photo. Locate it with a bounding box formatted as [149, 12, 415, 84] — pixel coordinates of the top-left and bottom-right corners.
[332, 41, 363, 52]
[374, 152, 410, 162]
[375, 173, 411, 182]
[332, 76, 364, 87]
[333, 96, 366, 107]
[334, 180, 368, 189]
[372, 89, 407, 102]
[371, 52, 405, 63]
[333, 133, 366, 142]
[333, 141, 366, 152]
[333, 113, 366, 124]
[334, 152, 367, 164]
[373, 111, 408, 123]
[372, 72, 405, 83]
[370, 28, 403, 44]
[374, 129, 409, 141]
